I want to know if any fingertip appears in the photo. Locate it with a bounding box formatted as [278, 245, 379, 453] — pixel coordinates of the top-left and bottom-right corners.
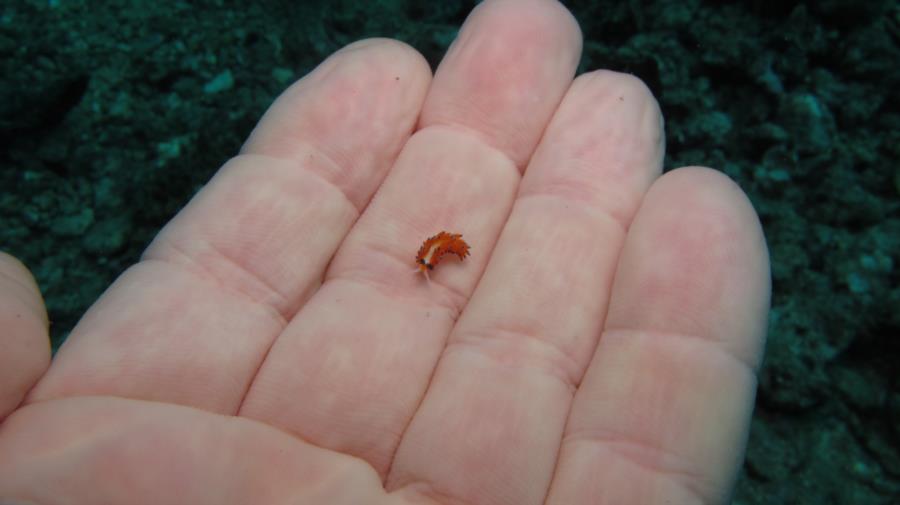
[611, 166, 771, 368]
[0, 251, 51, 418]
[0, 252, 47, 326]
[241, 36, 433, 212]
[421, 0, 583, 168]
[654, 166, 771, 289]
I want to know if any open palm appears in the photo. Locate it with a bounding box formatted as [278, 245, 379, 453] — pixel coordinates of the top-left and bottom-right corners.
[0, 1, 770, 503]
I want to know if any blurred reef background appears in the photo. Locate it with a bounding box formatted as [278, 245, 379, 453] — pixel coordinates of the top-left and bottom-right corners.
[1, 0, 899, 502]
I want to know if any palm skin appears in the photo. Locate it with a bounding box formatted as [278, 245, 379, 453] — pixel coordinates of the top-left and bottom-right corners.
[0, 1, 770, 504]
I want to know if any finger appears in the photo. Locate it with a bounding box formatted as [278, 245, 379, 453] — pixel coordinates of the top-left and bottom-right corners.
[239, 0, 581, 478]
[0, 397, 388, 505]
[0, 252, 50, 419]
[27, 40, 432, 413]
[546, 167, 770, 504]
[388, 70, 663, 504]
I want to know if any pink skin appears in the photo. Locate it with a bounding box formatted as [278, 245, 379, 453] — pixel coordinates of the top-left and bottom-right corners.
[0, 1, 769, 504]
[415, 264, 432, 284]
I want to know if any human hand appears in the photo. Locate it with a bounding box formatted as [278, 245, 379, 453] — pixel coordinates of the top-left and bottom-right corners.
[0, 0, 770, 503]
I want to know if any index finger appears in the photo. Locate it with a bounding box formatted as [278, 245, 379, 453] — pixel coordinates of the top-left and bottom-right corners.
[239, 0, 582, 477]
[28, 40, 433, 412]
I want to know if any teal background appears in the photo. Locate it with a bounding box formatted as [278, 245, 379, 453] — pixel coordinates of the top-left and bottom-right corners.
[1, 0, 898, 502]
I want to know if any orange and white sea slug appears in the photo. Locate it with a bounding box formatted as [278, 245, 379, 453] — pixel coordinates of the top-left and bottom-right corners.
[415, 231, 470, 281]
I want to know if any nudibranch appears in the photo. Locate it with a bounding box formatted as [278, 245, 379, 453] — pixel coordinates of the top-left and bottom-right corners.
[415, 231, 470, 281]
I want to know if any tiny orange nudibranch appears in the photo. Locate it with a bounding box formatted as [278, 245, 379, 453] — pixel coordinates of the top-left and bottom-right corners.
[415, 231, 470, 281]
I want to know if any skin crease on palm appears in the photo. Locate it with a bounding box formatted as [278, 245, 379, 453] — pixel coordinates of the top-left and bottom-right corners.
[0, 0, 770, 503]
